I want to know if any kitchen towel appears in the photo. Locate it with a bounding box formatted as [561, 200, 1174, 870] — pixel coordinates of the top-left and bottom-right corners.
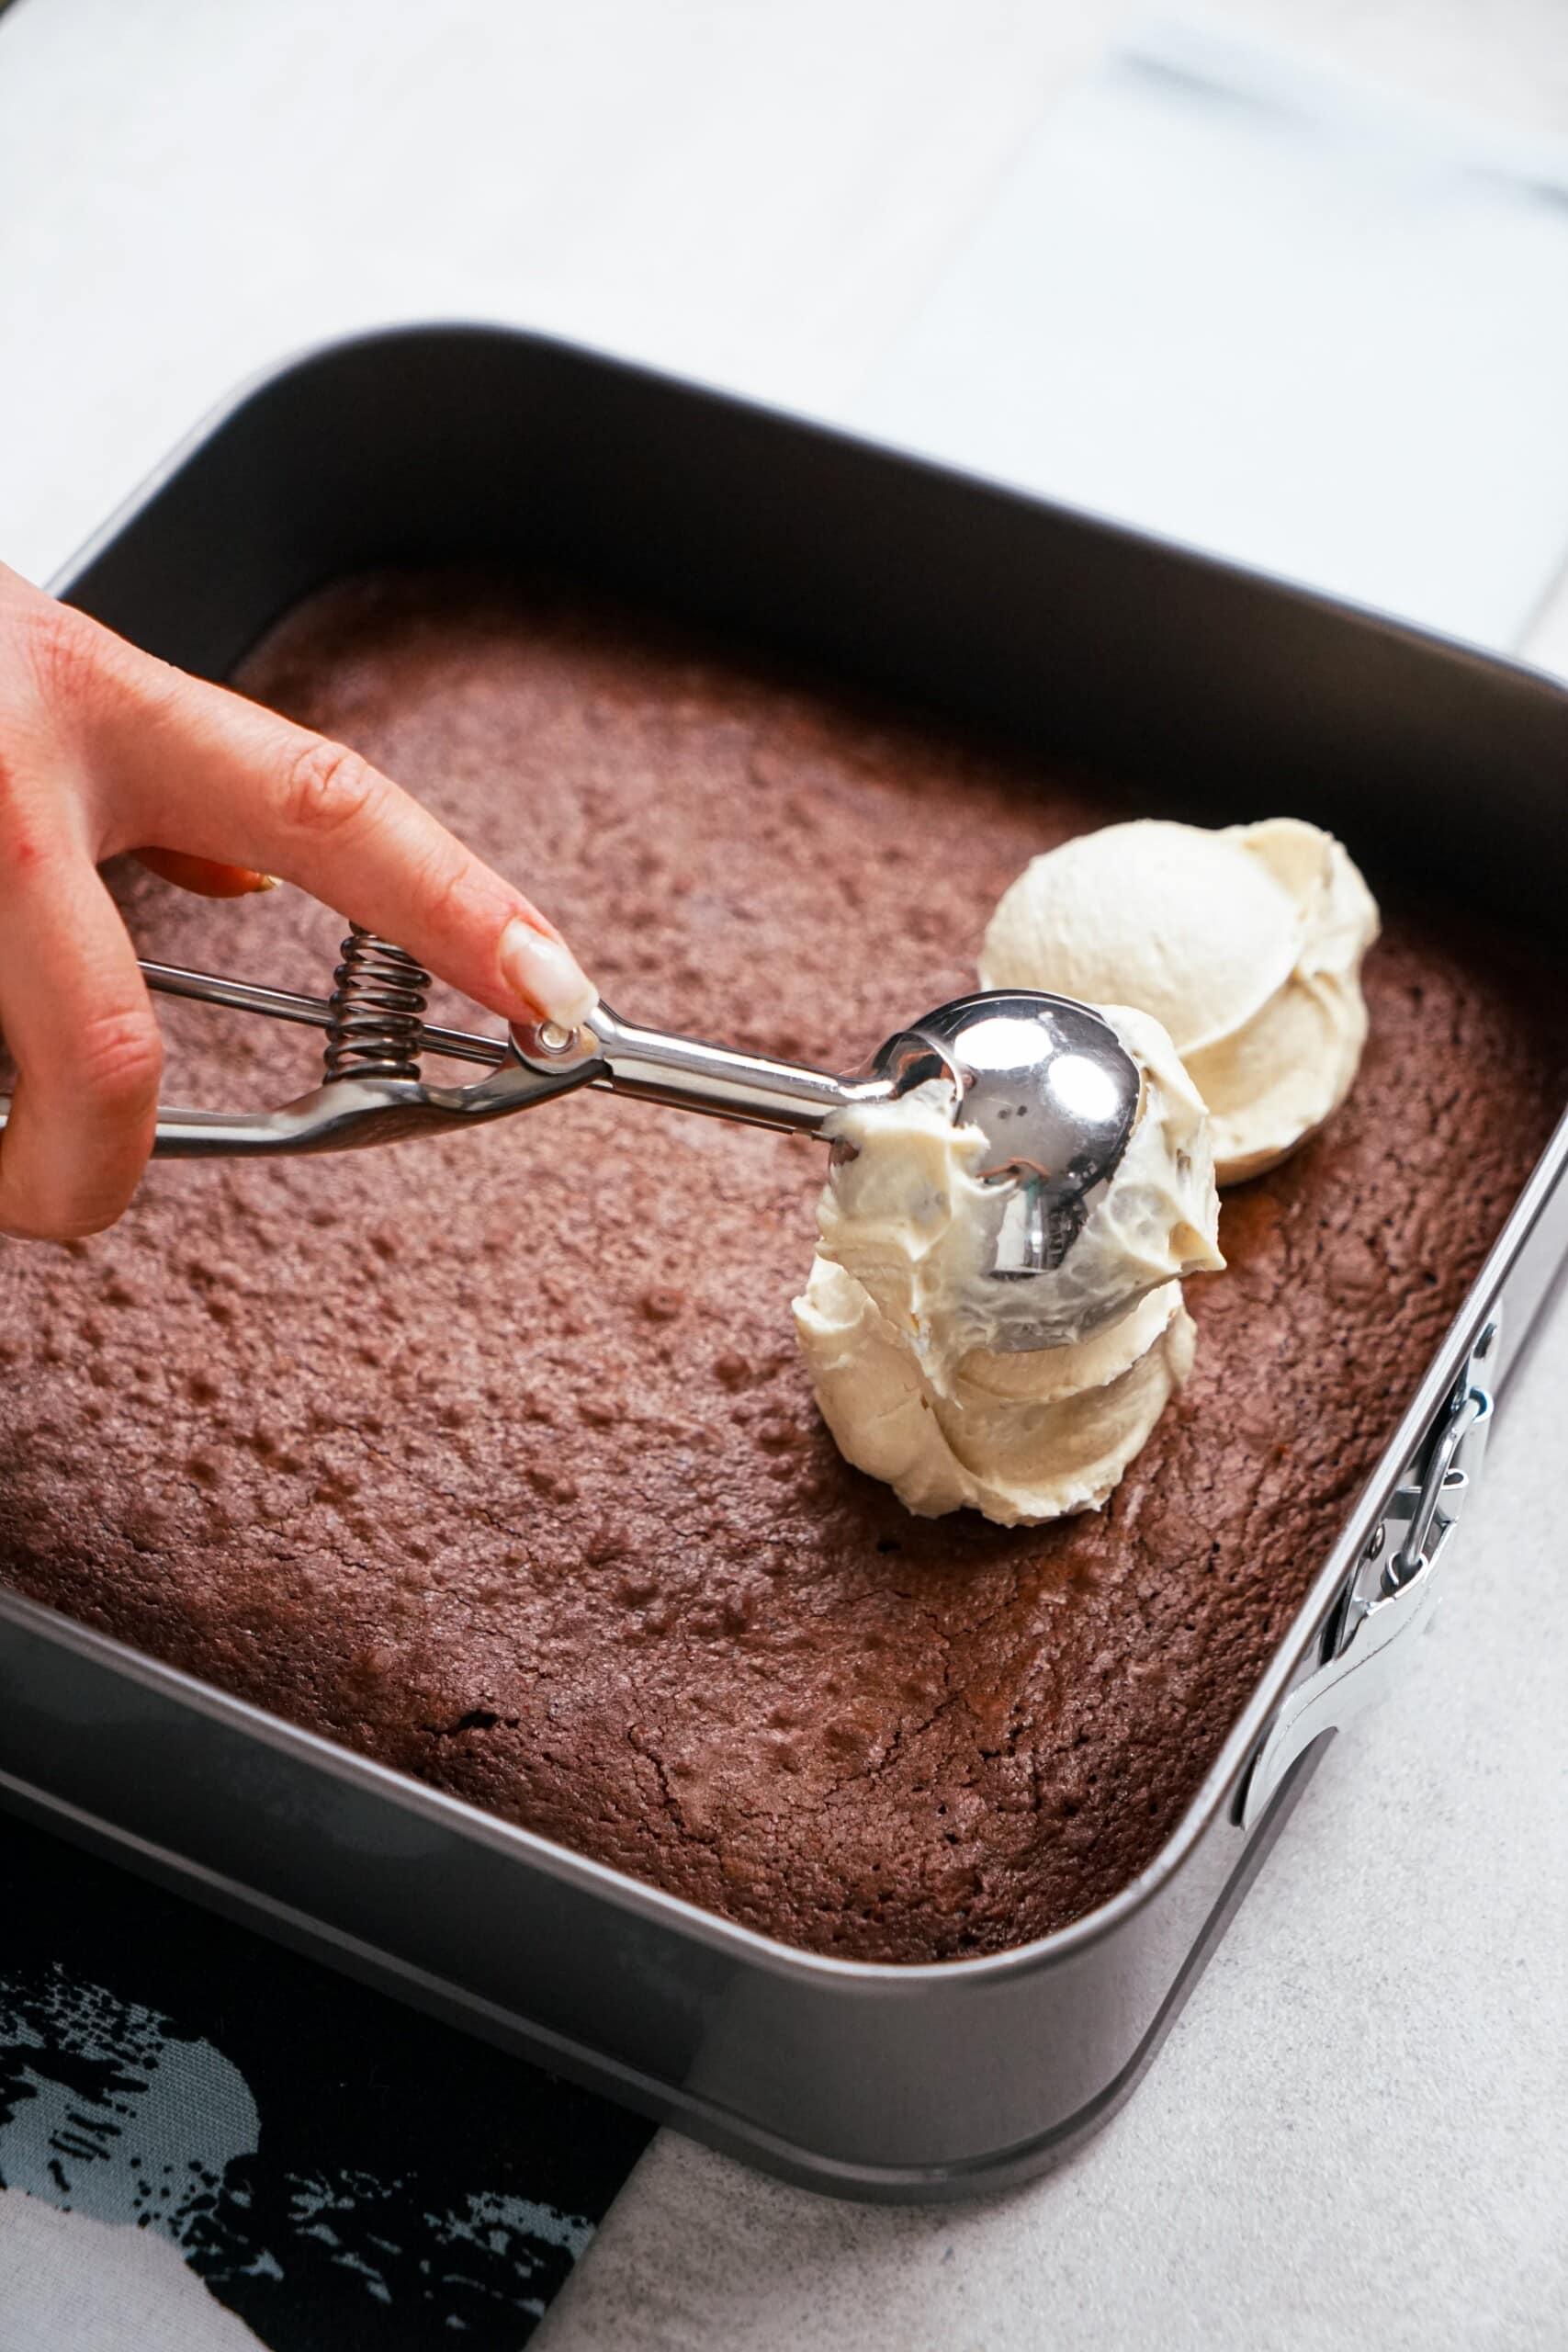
[0, 1815, 651, 2349]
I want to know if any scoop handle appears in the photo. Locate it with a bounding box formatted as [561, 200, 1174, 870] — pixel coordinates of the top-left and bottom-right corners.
[513, 1002, 873, 1136]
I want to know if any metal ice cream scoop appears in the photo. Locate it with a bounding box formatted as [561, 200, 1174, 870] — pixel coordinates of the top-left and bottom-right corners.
[0, 931, 1142, 1284]
[521, 988, 1142, 1277]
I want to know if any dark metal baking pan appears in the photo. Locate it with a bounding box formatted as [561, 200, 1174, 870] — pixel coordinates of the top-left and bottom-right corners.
[2, 325, 1565, 2200]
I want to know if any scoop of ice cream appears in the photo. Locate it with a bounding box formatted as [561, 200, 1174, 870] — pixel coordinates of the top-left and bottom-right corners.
[795, 1001, 1214, 1525]
[794, 1258, 1194, 1524]
[815, 1001, 1221, 1387]
[980, 817, 1380, 1183]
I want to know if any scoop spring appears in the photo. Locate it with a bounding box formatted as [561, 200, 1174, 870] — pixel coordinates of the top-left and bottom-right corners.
[322, 926, 430, 1082]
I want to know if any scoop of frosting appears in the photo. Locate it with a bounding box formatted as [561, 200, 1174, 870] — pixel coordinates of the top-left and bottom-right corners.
[794, 1259, 1194, 1523]
[980, 817, 1379, 1184]
[815, 1001, 1221, 1386]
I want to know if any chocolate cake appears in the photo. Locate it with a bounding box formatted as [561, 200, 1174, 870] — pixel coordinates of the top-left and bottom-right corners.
[3, 571, 1563, 1963]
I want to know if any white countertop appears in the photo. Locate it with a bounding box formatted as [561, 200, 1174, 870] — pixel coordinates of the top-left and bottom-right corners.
[2, 3, 1563, 2345]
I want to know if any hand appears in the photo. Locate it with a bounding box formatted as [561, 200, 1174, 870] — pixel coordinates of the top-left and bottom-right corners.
[0, 561, 596, 1241]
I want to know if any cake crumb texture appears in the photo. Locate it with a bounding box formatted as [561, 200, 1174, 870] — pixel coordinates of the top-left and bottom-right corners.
[2, 571, 1562, 1962]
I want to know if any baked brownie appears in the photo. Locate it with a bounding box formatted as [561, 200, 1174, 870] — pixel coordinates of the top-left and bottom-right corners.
[3, 571, 1562, 1962]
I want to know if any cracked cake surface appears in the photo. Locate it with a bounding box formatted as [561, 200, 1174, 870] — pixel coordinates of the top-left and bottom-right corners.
[2, 569, 1563, 1962]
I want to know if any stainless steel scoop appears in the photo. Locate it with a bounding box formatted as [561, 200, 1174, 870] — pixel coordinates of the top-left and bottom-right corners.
[0, 930, 1141, 1286]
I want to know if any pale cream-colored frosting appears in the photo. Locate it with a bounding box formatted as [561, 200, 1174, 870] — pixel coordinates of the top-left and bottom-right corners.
[794, 1000, 1218, 1525]
[815, 1001, 1221, 1389]
[980, 817, 1380, 1183]
[794, 1259, 1195, 1524]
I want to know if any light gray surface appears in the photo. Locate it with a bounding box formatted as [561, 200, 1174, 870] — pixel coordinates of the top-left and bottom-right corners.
[1, 3, 1564, 2346]
[856, 18, 1568, 644]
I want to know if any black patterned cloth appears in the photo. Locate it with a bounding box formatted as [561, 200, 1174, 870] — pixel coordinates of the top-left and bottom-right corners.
[0, 1813, 651, 2346]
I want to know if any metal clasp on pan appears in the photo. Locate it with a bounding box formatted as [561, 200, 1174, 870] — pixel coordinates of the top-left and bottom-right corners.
[1237, 1317, 1499, 1831]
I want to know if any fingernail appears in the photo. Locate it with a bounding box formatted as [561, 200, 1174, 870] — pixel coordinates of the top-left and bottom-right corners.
[498, 919, 597, 1027]
[253, 873, 282, 892]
